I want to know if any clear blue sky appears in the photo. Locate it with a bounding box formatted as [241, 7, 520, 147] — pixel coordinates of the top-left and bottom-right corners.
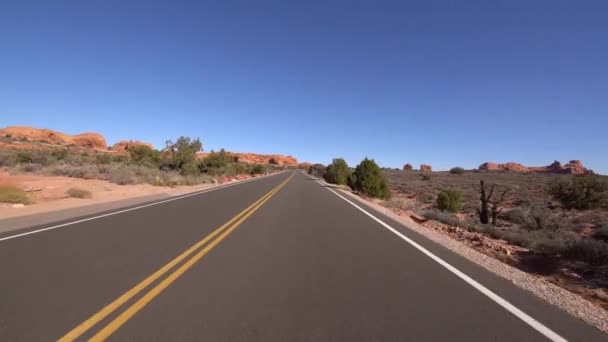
[1, 1, 607, 173]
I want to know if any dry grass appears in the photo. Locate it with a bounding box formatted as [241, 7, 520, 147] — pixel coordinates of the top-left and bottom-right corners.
[65, 187, 92, 199]
[0, 184, 31, 204]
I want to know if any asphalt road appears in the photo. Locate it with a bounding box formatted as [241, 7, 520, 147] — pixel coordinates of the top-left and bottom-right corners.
[0, 171, 605, 341]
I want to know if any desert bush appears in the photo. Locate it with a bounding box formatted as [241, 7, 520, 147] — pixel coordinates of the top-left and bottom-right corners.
[66, 187, 92, 199]
[109, 167, 138, 185]
[0, 150, 16, 166]
[51, 149, 69, 160]
[250, 164, 266, 175]
[436, 189, 463, 212]
[349, 158, 391, 199]
[21, 163, 43, 173]
[0, 185, 30, 204]
[163, 136, 202, 172]
[129, 145, 161, 167]
[96, 154, 113, 165]
[420, 173, 431, 181]
[323, 158, 351, 185]
[504, 208, 527, 224]
[550, 175, 608, 210]
[450, 167, 465, 175]
[15, 151, 33, 164]
[112, 155, 128, 163]
[422, 210, 466, 228]
[564, 240, 608, 267]
[51, 165, 99, 179]
[307, 164, 326, 178]
[198, 150, 234, 175]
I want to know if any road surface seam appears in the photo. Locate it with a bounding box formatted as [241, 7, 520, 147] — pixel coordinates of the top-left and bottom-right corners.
[314, 177, 567, 342]
[59, 173, 293, 341]
[0, 171, 284, 243]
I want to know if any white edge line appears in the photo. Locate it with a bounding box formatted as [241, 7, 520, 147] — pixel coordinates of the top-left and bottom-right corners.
[315, 179, 567, 342]
[0, 171, 286, 243]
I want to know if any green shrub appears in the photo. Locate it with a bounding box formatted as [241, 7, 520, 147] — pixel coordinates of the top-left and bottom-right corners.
[96, 154, 113, 165]
[163, 136, 202, 171]
[449, 167, 465, 175]
[564, 240, 608, 267]
[112, 155, 128, 163]
[550, 175, 608, 210]
[307, 164, 325, 178]
[198, 150, 234, 175]
[436, 189, 463, 212]
[51, 149, 69, 160]
[350, 158, 391, 199]
[15, 151, 33, 164]
[0, 185, 30, 204]
[66, 187, 92, 199]
[129, 145, 161, 167]
[323, 158, 351, 185]
[250, 164, 266, 175]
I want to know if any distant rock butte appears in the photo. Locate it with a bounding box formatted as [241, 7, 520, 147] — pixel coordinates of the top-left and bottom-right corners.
[403, 163, 413, 171]
[112, 140, 154, 151]
[420, 164, 432, 172]
[0, 126, 107, 150]
[198, 152, 299, 166]
[478, 160, 593, 174]
[1, 126, 303, 165]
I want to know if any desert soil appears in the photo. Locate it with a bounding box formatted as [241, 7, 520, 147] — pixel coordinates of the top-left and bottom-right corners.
[0, 171, 216, 220]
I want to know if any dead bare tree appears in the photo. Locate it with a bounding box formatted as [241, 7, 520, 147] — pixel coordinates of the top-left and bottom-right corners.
[477, 180, 493, 224]
[490, 189, 509, 225]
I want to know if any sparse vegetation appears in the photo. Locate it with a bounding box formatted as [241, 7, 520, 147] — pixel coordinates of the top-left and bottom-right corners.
[0, 185, 30, 204]
[550, 174, 608, 210]
[564, 239, 608, 267]
[450, 167, 465, 175]
[596, 222, 608, 242]
[349, 158, 391, 199]
[422, 210, 465, 228]
[307, 164, 326, 178]
[0, 135, 285, 188]
[436, 189, 463, 213]
[66, 187, 92, 199]
[250, 164, 267, 175]
[323, 158, 351, 185]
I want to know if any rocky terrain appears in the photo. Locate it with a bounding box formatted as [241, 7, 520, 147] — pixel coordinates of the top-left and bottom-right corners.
[479, 160, 593, 174]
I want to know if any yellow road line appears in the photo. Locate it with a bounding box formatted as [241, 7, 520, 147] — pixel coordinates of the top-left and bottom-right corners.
[89, 174, 292, 341]
[59, 174, 292, 342]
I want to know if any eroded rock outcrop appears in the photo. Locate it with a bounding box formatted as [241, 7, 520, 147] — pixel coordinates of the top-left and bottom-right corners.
[479, 160, 592, 174]
[420, 164, 432, 172]
[0, 126, 107, 150]
[403, 163, 413, 171]
[112, 140, 154, 151]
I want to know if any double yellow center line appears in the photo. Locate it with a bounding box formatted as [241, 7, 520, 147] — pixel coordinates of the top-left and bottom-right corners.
[60, 174, 293, 341]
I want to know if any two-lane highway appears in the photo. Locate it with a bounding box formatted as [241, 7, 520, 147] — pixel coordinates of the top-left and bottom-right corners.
[0, 171, 605, 341]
